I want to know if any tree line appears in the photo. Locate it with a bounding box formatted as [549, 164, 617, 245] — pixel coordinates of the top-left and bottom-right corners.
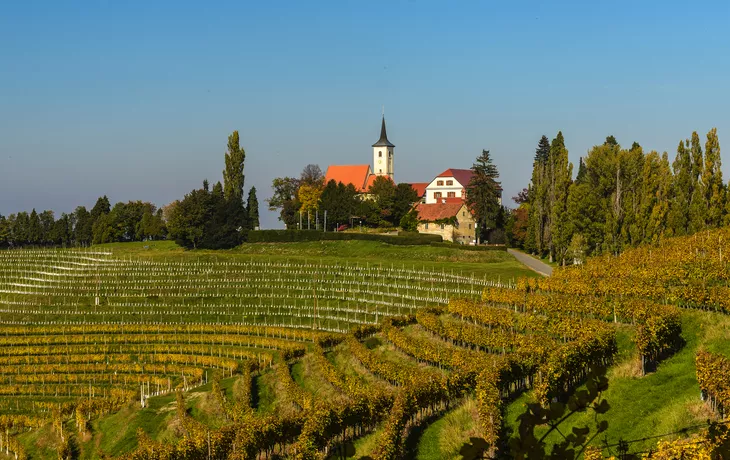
[0, 130, 259, 250]
[0, 197, 165, 248]
[508, 128, 724, 264]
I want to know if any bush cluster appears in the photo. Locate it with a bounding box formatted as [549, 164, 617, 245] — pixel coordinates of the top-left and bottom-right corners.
[429, 242, 507, 251]
[248, 230, 442, 245]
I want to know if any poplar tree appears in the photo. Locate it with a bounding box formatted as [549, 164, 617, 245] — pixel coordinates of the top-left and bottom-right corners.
[223, 131, 246, 204]
[703, 128, 724, 227]
[526, 136, 550, 255]
[668, 140, 692, 235]
[688, 133, 706, 233]
[640, 151, 672, 243]
[548, 132, 572, 264]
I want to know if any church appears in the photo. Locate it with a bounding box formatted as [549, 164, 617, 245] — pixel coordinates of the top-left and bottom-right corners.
[323, 116, 395, 193]
[322, 117, 497, 243]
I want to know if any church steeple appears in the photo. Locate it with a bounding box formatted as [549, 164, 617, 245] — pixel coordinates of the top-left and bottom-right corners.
[372, 116, 395, 179]
[372, 116, 395, 148]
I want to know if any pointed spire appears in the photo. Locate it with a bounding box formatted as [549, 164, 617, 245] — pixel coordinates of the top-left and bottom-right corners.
[372, 116, 395, 147]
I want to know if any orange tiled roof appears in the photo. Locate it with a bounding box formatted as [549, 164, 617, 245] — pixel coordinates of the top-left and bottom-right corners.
[364, 174, 395, 192]
[414, 202, 466, 222]
[324, 165, 371, 193]
[409, 182, 429, 197]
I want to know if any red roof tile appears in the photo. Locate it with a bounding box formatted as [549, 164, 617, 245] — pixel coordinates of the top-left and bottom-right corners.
[435, 168, 502, 191]
[364, 174, 394, 192]
[414, 202, 466, 221]
[436, 168, 474, 188]
[409, 182, 429, 197]
[324, 165, 371, 193]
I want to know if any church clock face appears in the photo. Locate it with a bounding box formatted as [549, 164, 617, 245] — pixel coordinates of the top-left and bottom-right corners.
[378, 159, 382, 164]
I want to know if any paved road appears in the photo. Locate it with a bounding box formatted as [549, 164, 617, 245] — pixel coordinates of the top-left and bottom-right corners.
[507, 248, 553, 276]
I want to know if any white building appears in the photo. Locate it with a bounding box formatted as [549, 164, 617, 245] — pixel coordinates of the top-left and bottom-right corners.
[424, 168, 502, 205]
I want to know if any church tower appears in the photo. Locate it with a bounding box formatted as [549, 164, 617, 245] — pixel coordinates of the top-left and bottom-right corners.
[372, 116, 395, 179]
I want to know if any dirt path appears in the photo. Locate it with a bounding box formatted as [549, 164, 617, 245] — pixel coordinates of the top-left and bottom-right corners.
[507, 249, 553, 276]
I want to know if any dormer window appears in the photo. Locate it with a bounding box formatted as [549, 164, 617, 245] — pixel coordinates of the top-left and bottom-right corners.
[446, 180, 453, 186]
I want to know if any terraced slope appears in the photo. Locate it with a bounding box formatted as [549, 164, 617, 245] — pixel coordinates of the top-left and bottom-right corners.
[1, 233, 726, 459]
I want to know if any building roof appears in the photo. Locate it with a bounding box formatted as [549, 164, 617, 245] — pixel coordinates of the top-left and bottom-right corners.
[324, 165, 372, 193]
[434, 168, 503, 191]
[372, 116, 395, 148]
[414, 202, 467, 222]
[409, 182, 429, 198]
[365, 175, 377, 192]
[435, 168, 475, 187]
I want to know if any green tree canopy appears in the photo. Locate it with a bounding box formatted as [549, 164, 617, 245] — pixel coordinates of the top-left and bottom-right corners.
[247, 186, 260, 230]
[466, 149, 502, 243]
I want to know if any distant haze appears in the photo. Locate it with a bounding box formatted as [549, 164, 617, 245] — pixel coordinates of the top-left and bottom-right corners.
[1, 1, 729, 229]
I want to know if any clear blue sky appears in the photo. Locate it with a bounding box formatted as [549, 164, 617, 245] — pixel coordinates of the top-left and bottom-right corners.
[1, 1, 729, 228]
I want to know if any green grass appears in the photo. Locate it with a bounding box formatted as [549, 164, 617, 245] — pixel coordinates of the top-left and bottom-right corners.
[81, 393, 178, 459]
[504, 310, 730, 457]
[94, 240, 538, 281]
[14, 424, 60, 460]
[416, 398, 481, 459]
[327, 428, 382, 459]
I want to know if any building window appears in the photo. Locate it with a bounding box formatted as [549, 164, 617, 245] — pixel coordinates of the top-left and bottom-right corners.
[447, 192, 456, 198]
[434, 192, 442, 199]
[446, 180, 453, 186]
[440, 223, 445, 229]
[379, 151, 382, 157]
[389, 151, 392, 157]
[469, 224, 472, 229]
[379, 169, 382, 173]
[462, 211, 466, 216]
[425, 223, 429, 229]
[437, 180, 444, 186]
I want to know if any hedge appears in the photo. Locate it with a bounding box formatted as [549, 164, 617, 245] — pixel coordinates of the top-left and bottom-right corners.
[247, 230, 442, 245]
[429, 242, 507, 251]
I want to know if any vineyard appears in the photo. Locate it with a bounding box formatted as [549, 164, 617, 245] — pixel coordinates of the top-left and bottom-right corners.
[0, 235, 729, 459]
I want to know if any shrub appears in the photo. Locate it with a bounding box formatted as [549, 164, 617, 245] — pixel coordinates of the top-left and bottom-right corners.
[429, 242, 507, 251]
[248, 230, 442, 245]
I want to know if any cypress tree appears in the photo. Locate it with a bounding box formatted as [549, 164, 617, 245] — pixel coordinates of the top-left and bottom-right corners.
[247, 187, 260, 230]
[466, 150, 502, 243]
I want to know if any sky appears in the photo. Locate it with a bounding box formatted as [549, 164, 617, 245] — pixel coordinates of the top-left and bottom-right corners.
[1, 1, 729, 229]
